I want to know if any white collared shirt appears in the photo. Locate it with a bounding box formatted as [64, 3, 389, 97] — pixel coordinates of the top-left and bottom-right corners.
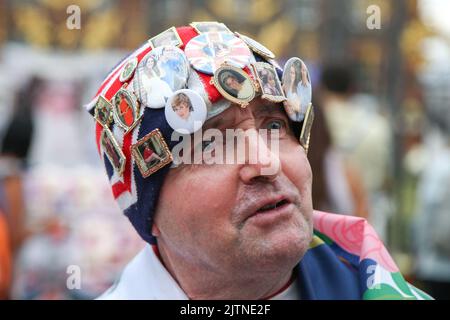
[97, 245, 188, 300]
[98, 245, 300, 300]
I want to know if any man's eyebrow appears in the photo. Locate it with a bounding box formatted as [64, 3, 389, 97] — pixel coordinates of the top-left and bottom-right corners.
[204, 103, 286, 129]
[204, 114, 234, 129]
[253, 103, 285, 117]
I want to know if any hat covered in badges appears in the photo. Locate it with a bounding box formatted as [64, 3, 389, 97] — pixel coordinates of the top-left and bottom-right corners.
[85, 22, 314, 244]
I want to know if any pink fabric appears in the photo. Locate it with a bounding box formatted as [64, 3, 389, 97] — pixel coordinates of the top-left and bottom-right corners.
[313, 211, 399, 272]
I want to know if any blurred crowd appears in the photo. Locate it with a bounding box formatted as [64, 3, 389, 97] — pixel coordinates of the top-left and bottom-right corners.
[309, 64, 450, 299]
[0, 0, 449, 299]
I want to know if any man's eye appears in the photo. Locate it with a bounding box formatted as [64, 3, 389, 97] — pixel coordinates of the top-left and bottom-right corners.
[266, 120, 285, 130]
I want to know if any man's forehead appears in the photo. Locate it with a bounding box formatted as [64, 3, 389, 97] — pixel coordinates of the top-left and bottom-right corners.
[204, 100, 286, 129]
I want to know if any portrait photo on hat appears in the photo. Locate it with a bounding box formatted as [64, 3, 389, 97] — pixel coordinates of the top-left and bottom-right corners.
[148, 26, 183, 49]
[214, 65, 256, 106]
[252, 62, 286, 103]
[100, 129, 126, 176]
[164, 89, 207, 134]
[111, 86, 141, 132]
[133, 46, 189, 109]
[282, 57, 312, 122]
[119, 57, 138, 83]
[131, 129, 173, 178]
[94, 96, 113, 128]
[190, 21, 233, 34]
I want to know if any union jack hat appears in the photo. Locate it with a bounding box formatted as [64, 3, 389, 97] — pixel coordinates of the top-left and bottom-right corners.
[85, 23, 313, 244]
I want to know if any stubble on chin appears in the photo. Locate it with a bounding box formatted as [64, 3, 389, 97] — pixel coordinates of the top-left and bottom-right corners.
[230, 205, 312, 272]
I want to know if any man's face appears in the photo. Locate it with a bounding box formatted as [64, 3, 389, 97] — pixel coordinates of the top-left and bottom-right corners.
[226, 76, 242, 92]
[154, 98, 313, 277]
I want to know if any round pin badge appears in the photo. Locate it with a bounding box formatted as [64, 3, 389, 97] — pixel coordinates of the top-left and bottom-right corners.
[212, 65, 256, 107]
[282, 57, 312, 122]
[134, 46, 189, 109]
[119, 57, 138, 83]
[235, 32, 275, 60]
[165, 89, 207, 134]
[185, 32, 253, 75]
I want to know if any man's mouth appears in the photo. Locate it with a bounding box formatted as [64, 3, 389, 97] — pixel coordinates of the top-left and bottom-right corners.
[256, 199, 291, 213]
[241, 196, 294, 226]
[235, 191, 299, 226]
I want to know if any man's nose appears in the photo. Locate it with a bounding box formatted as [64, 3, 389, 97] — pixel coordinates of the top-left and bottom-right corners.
[238, 129, 281, 184]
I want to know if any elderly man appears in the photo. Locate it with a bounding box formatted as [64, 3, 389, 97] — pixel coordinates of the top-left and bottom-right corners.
[86, 23, 431, 300]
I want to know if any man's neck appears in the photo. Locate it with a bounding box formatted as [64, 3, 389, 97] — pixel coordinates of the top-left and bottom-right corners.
[154, 243, 295, 300]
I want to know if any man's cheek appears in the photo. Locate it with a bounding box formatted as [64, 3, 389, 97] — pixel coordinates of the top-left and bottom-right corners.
[283, 150, 311, 183]
[190, 197, 235, 233]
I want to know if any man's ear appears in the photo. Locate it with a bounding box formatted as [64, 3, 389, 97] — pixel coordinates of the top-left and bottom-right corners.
[151, 221, 161, 237]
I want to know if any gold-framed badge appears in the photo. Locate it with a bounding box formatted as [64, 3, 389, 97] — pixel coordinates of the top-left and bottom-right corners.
[234, 32, 275, 60]
[190, 21, 232, 34]
[299, 103, 314, 154]
[119, 57, 138, 83]
[100, 128, 126, 176]
[112, 85, 141, 133]
[148, 26, 183, 49]
[251, 62, 286, 103]
[131, 129, 173, 178]
[212, 64, 256, 108]
[94, 95, 114, 128]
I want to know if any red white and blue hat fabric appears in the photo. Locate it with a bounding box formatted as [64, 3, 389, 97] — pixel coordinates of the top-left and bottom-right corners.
[85, 24, 309, 244]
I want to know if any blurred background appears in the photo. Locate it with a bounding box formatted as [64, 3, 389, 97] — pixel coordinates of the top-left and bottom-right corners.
[0, 0, 449, 300]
